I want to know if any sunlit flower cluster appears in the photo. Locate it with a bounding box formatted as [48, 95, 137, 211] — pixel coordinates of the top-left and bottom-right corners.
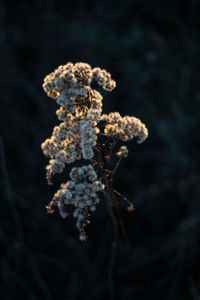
[92, 67, 116, 91]
[41, 63, 115, 184]
[41, 115, 100, 183]
[101, 112, 148, 143]
[41, 62, 148, 240]
[116, 146, 129, 158]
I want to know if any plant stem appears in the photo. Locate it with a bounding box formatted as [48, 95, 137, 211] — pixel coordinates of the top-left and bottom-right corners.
[97, 136, 144, 299]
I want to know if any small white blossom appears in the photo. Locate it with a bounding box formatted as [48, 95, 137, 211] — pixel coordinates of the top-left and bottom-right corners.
[116, 146, 129, 158]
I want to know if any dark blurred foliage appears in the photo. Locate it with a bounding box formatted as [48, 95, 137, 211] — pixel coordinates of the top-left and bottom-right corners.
[0, 0, 200, 299]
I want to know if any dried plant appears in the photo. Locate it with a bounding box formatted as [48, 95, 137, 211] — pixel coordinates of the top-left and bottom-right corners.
[41, 62, 148, 241]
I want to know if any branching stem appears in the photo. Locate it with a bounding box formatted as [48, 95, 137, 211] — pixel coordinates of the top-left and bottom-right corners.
[97, 136, 144, 299]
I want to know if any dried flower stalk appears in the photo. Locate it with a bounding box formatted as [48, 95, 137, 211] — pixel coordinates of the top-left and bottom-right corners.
[41, 62, 148, 241]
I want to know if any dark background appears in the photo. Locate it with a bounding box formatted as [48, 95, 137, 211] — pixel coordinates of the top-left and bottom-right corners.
[0, 0, 200, 299]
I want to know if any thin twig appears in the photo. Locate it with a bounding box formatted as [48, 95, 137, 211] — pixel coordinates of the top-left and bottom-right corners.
[112, 157, 122, 176]
[103, 136, 112, 148]
[113, 189, 134, 207]
[104, 191, 118, 300]
[96, 137, 118, 300]
[107, 139, 117, 159]
[98, 137, 144, 299]
[108, 180, 143, 299]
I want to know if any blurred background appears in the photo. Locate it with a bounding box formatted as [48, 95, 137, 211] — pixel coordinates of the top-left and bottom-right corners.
[0, 0, 200, 299]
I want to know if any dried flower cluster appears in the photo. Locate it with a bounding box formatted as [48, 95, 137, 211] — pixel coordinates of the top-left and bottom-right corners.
[116, 146, 129, 158]
[101, 112, 148, 143]
[51, 165, 104, 241]
[41, 62, 148, 240]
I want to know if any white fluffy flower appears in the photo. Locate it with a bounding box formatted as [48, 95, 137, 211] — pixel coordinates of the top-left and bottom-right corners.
[52, 165, 104, 240]
[101, 112, 148, 143]
[42, 61, 148, 241]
